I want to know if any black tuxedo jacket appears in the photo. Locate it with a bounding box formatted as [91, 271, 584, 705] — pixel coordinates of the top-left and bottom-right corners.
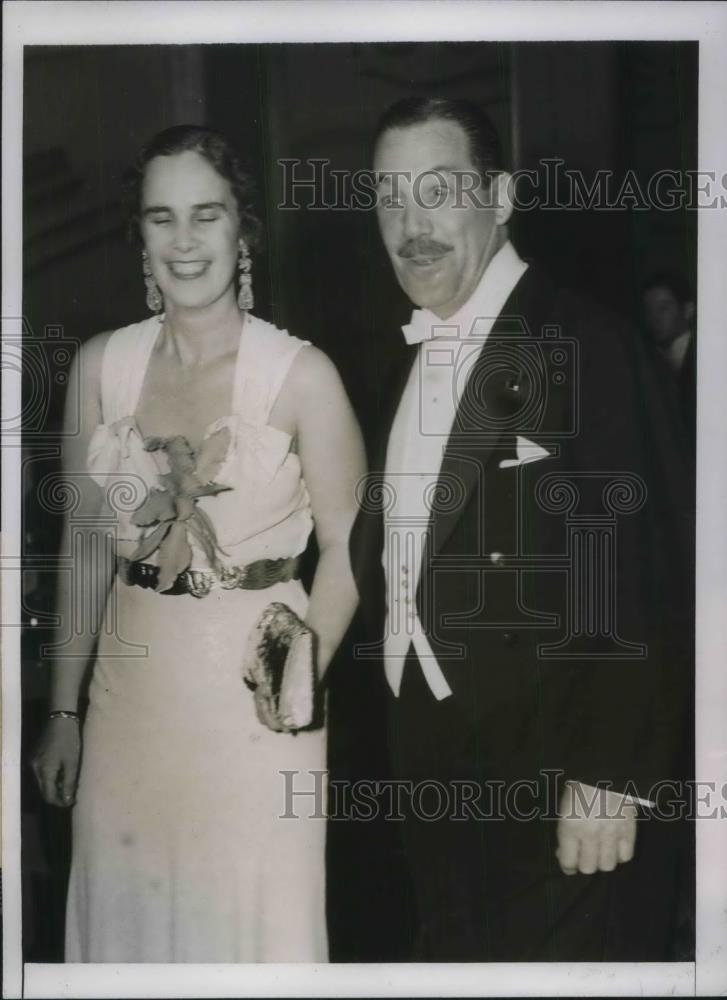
[350, 265, 694, 798]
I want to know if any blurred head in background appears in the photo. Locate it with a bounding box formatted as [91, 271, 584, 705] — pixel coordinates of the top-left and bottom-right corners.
[641, 271, 695, 369]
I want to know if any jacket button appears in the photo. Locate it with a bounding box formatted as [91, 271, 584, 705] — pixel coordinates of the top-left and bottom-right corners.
[489, 551, 505, 565]
[502, 632, 518, 647]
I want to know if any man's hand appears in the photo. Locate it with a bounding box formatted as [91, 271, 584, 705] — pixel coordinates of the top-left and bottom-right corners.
[556, 780, 637, 875]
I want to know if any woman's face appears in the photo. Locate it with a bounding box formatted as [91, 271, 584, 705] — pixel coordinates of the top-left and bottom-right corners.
[140, 150, 240, 312]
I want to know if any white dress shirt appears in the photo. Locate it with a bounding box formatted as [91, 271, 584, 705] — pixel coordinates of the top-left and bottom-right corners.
[383, 241, 529, 698]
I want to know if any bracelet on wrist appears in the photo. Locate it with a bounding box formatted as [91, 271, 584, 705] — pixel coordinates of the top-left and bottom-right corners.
[48, 710, 80, 722]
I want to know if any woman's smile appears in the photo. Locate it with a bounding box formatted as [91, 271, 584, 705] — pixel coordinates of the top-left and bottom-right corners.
[167, 260, 211, 279]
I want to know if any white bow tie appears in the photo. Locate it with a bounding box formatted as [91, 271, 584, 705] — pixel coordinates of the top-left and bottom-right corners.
[401, 308, 441, 345]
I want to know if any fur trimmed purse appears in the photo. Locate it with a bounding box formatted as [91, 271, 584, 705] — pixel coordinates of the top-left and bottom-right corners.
[243, 602, 315, 731]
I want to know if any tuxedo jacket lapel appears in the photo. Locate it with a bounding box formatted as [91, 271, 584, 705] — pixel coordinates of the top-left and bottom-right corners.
[427, 267, 545, 558]
[430, 333, 507, 557]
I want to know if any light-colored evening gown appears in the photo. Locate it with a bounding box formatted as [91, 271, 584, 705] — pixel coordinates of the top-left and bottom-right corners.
[65, 314, 328, 962]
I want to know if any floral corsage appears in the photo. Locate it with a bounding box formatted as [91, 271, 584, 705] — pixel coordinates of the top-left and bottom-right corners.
[129, 429, 231, 592]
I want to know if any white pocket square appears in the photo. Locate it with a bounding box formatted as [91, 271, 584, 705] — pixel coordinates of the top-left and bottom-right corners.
[498, 436, 551, 469]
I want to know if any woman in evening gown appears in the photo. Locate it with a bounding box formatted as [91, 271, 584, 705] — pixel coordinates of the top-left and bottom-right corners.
[31, 125, 365, 962]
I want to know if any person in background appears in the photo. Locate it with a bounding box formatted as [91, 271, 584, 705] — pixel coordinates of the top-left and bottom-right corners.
[641, 270, 696, 447]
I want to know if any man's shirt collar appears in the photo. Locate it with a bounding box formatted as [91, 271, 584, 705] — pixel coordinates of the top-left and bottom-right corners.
[401, 240, 528, 345]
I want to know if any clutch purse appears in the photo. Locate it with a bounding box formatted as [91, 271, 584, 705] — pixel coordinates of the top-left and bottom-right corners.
[242, 602, 315, 731]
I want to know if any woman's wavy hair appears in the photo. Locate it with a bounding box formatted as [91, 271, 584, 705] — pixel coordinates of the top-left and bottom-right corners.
[122, 124, 262, 250]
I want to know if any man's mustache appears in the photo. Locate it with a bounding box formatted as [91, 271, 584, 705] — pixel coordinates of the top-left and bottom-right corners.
[397, 238, 453, 259]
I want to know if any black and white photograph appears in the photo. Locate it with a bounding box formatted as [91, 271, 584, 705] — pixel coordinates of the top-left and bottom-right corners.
[2, 2, 726, 997]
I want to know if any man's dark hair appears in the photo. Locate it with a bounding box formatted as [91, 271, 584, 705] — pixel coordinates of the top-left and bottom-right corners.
[372, 96, 506, 182]
[641, 270, 694, 307]
[122, 124, 261, 249]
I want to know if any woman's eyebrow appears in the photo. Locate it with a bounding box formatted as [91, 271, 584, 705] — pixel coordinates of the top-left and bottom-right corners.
[142, 201, 228, 215]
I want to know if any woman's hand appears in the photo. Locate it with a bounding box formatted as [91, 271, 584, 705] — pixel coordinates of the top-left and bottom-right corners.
[31, 717, 82, 807]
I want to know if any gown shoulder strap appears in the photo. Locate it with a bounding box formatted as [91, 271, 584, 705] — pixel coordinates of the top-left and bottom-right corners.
[231, 313, 310, 426]
[99, 316, 162, 425]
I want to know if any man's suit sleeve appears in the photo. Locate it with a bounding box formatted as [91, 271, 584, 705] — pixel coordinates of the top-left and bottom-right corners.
[559, 300, 693, 799]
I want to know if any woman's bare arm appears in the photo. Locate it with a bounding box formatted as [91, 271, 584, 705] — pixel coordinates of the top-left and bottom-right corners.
[32, 331, 117, 805]
[287, 346, 366, 678]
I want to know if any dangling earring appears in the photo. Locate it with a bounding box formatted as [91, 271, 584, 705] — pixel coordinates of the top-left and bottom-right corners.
[237, 238, 254, 311]
[142, 249, 162, 313]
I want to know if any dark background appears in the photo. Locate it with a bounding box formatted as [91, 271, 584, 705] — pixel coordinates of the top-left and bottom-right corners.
[21, 41, 697, 961]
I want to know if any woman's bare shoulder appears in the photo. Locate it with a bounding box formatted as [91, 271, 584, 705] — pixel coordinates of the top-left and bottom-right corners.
[80, 318, 153, 369]
[269, 342, 351, 440]
[73, 330, 116, 391]
[286, 343, 343, 396]
[81, 328, 114, 360]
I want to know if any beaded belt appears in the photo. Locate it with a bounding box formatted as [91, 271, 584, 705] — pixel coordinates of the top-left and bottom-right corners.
[118, 556, 300, 597]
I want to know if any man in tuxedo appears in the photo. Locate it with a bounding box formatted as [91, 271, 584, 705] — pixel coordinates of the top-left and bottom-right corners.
[351, 97, 693, 961]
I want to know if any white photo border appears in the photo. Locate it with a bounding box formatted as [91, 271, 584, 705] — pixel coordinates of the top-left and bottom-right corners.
[3, 2, 726, 997]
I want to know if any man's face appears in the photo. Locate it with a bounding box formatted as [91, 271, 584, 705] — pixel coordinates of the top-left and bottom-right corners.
[642, 286, 691, 347]
[374, 119, 502, 320]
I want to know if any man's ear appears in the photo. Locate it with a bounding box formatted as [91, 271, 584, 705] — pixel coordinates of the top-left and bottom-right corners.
[684, 300, 695, 326]
[494, 171, 515, 226]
